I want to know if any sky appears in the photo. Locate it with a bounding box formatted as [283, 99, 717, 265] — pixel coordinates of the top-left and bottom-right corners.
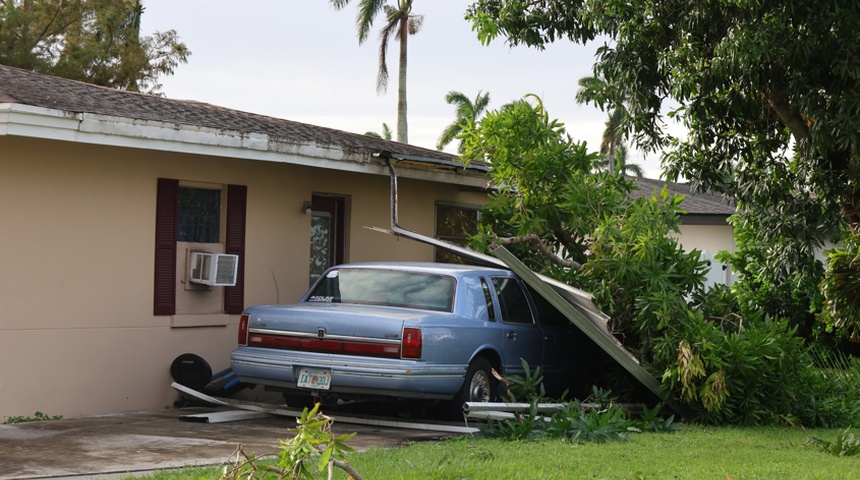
[140, 0, 664, 179]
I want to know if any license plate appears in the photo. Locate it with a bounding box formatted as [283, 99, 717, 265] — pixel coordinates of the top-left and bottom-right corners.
[297, 368, 331, 390]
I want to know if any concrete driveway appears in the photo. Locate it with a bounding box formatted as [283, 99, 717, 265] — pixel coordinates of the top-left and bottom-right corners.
[0, 406, 468, 480]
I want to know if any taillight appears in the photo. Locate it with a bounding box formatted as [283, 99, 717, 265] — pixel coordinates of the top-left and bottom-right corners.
[238, 314, 249, 346]
[401, 327, 422, 359]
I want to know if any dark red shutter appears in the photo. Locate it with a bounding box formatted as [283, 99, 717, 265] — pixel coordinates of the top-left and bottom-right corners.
[224, 184, 247, 314]
[154, 178, 178, 315]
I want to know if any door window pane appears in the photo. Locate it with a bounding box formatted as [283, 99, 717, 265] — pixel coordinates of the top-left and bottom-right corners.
[309, 212, 332, 285]
[308, 196, 346, 286]
[492, 277, 534, 325]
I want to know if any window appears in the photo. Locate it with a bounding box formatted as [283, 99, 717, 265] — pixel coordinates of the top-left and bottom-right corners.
[491, 277, 534, 325]
[527, 285, 569, 328]
[178, 186, 221, 243]
[154, 179, 247, 316]
[307, 269, 455, 312]
[481, 278, 495, 322]
[435, 203, 479, 263]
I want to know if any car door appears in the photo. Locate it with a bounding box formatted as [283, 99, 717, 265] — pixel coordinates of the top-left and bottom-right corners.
[490, 276, 543, 377]
[526, 284, 581, 397]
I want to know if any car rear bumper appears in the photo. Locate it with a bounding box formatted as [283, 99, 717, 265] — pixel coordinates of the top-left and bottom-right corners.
[230, 347, 466, 400]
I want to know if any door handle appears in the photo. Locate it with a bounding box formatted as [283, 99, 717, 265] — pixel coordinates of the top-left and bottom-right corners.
[506, 331, 517, 339]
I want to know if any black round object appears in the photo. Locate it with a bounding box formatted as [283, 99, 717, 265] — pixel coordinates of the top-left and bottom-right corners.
[170, 353, 213, 391]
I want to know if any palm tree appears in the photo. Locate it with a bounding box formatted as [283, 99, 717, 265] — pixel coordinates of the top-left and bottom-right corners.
[598, 107, 625, 169]
[596, 143, 645, 177]
[331, 0, 423, 144]
[577, 74, 629, 175]
[437, 90, 490, 153]
[364, 122, 393, 139]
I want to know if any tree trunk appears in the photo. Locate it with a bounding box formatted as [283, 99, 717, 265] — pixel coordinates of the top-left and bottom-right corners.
[396, 15, 408, 144]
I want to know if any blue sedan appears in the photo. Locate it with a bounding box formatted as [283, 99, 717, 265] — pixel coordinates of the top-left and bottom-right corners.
[230, 262, 582, 413]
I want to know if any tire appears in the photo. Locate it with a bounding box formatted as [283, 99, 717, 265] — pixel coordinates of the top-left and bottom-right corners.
[446, 357, 495, 419]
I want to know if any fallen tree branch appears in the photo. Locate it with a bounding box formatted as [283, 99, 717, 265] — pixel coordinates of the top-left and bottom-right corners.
[495, 234, 582, 269]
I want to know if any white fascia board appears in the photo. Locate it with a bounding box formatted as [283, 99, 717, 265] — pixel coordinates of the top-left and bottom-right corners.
[0, 103, 488, 188]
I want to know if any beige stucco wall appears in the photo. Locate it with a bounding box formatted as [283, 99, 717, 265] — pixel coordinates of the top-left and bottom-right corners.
[0, 136, 488, 419]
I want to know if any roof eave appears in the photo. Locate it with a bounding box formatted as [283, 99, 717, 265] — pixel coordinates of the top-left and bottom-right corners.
[680, 213, 733, 225]
[0, 103, 490, 188]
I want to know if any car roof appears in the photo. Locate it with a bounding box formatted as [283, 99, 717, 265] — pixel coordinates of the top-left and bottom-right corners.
[328, 262, 511, 277]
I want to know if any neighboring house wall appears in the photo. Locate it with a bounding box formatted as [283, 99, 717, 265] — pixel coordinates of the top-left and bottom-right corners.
[632, 177, 737, 289]
[0, 135, 487, 418]
[674, 223, 737, 288]
[675, 224, 736, 256]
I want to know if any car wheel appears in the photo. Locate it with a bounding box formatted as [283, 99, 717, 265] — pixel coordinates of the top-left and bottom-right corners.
[446, 357, 495, 419]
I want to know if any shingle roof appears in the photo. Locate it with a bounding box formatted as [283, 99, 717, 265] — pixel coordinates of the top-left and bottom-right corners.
[0, 64, 455, 162]
[0, 65, 735, 216]
[631, 176, 736, 216]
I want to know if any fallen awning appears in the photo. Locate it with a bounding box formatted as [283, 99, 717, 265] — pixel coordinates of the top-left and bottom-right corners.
[374, 158, 685, 416]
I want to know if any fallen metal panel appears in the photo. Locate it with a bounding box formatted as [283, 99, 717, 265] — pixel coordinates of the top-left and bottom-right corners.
[464, 402, 585, 414]
[180, 410, 271, 423]
[367, 224, 684, 415]
[491, 247, 686, 415]
[385, 224, 608, 318]
[375, 158, 684, 415]
[363, 225, 507, 269]
[172, 382, 479, 434]
[465, 411, 552, 422]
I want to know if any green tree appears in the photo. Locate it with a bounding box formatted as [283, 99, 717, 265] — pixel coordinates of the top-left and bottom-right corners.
[467, 0, 860, 339]
[461, 95, 706, 355]
[0, 0, 189, 93]
[437, 89, 490, 153]
[459, 95, 860, 426]
[331, 0, 423, 144]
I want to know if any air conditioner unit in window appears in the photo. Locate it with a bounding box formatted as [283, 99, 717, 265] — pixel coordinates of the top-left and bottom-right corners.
[189, 252, 239, 287]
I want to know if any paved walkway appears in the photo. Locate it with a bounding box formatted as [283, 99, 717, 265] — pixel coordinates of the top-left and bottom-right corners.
[0, 407, 462, 479]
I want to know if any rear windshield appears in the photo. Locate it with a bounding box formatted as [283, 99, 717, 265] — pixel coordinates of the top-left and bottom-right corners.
[306, 268, 456, 312]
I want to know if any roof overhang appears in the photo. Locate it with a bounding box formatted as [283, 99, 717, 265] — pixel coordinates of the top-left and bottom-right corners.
[680, 213, 732, 225]
[0, 102, 489, 189]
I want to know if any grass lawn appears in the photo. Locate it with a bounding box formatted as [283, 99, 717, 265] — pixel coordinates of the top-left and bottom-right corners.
[129, 425, 860, 479]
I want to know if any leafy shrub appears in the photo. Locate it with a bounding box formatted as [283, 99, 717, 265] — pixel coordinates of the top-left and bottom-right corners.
[545, 401, 637, 443]
[654, 307, 860, 427]
[219, 403, 361, 480]
[496, 359, 548, 403]
[3, 411, 62, 424]
[634, 403, 680, 433]
[820, 232, 860, 341]
[479, 402, 548, 441]
[480, 367, 679, 442]
[808, 428, 860, 457]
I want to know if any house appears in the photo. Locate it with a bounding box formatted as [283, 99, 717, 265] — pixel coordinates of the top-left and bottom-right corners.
[0, 65, 490, 418]
[630, 176, 737, 287]
[0, 65, 737, 419]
